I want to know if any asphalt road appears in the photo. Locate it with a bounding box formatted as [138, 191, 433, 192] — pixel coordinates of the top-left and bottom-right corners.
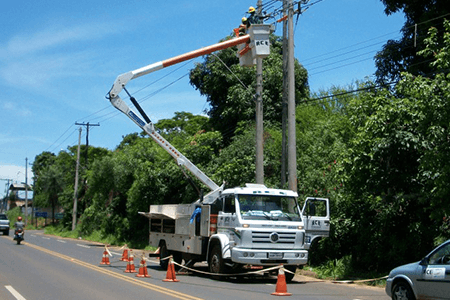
[0, 231, 390, 300]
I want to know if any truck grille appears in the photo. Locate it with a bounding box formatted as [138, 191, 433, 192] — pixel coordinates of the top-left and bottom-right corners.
[252, 231, 296, 244]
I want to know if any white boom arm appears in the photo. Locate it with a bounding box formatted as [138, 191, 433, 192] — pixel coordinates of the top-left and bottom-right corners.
[111, 100, 219, 191]
[109, 35, 250, 100]
[108, 35, 251, 192]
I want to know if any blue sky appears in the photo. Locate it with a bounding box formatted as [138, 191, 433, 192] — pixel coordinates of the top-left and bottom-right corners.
[0, 0, 404, 197]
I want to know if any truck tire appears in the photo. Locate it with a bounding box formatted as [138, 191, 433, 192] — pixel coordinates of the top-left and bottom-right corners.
[208, 244, 226, 277]
[159, 242, 169, 270]
[172, 251, 183, 271]
[284, 266, 297, 283]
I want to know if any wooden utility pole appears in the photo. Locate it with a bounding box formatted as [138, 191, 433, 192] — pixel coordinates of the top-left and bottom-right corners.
[255, 0, 264, 184]
[75, 122, 100, 168]
[287, 0, 298, 192]
[72, 127, 82, 231]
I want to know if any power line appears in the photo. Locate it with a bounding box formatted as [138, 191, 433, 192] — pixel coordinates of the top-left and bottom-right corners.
[42, 9, 450, 156]
[44, 124, 75, 152]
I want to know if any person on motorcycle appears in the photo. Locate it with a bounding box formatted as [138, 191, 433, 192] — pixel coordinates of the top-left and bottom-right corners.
[14, 216, 24, 237]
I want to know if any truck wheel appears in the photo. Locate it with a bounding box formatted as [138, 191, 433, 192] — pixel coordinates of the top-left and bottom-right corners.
[159, 243, 169, 270]
[208, 245, 225, 277]
[5, 230, 9, 236]
[172, 251, 183, 271]
[284, 266, 297, 283]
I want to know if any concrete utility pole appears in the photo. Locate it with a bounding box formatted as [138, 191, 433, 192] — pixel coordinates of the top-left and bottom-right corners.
[72, 127, 82, 231]
[25, 157, 28, 225]
[281, 0, 289, 187]
[287, 0, 298, 192]
[255, 0, 264, 184]
[75, 122, 100, 168]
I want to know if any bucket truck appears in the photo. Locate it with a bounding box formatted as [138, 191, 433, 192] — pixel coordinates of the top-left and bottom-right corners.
[107, 25, 330, 281]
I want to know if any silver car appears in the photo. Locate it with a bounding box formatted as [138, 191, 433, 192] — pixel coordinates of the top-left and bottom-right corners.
[0, 213, 10, 235]
[386, 240, 450, 300]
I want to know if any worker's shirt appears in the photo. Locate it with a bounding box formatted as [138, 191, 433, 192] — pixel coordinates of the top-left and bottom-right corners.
[248, 14, 262, 25]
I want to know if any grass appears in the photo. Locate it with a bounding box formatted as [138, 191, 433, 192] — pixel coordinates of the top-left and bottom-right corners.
[307, 256, 387, 287]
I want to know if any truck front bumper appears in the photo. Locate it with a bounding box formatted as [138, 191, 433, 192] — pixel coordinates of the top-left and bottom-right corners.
[230, 247, 308, 266]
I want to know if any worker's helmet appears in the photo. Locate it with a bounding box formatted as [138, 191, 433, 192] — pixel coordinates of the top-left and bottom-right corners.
[242, 17, 247, 23]
[17, 216, 22, 221]
[248, 6, 256, 13]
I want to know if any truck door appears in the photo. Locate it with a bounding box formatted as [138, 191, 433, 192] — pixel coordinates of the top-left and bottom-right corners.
[301, 197, 330, 248]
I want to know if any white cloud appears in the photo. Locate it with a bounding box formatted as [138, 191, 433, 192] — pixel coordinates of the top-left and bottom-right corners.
[0, 22, 119, 92]
[0, 23, 116, 59]
[2, 101, 32, 117]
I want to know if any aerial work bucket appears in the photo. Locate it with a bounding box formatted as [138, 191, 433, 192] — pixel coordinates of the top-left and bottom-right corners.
[248, 24, 272, 58]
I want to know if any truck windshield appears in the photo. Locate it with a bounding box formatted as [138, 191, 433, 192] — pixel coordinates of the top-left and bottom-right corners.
[238, 195, 301, 221]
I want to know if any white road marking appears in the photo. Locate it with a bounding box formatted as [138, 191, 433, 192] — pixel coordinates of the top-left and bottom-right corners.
[76, 244, 91, 248]
[30, 235, 36, 237]
[42, 237, 50, 240]
[5, 285, 27, 300]
[57, 240, 66, 243]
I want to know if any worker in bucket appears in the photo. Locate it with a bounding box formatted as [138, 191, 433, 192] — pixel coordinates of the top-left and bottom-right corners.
[247, 6, 262, 26]
[239, 17, 249, 35]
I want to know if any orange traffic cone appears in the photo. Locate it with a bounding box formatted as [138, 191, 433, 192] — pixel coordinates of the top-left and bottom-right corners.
[124, 250, 137, 273]
[162, 257, 179, 282]
[136, 255, 150, 278]
[271, 266, 292, 296]
[120, 245, 129, 262]
[100, 248, 110, 265]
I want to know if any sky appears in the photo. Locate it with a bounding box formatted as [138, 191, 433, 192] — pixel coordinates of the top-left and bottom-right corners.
[0, 0, 405, 198]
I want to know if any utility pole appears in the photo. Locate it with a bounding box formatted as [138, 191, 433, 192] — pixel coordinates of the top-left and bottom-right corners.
[1, 178, 13, 212]
[255, 0, 264, 184]
[281, 0, 288, 187]
[75, 122, 100, 168]
[72, 127, 82, 231]
[25, 157, 28, 225]
[287, 0, 298, 192]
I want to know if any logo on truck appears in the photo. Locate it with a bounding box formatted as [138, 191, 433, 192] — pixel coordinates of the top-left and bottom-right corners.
[270, 232, 279, 243]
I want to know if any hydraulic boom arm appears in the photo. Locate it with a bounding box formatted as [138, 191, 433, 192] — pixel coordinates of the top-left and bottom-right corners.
[107, 35, 251, 193]
[109, 35, 250, 100]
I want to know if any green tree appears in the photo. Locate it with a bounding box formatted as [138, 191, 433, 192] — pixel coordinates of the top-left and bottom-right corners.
[337, 20, 450, 271]
[376, 0, 450, 84]
[189, 34, 309, 144]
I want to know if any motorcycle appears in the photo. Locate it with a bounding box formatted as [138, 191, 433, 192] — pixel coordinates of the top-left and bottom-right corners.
[14, 229, 24, 245]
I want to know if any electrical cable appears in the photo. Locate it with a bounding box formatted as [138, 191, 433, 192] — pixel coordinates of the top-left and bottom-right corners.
[50, 128, 79, 153]
[42, 7, 450, 154]
[44, 124, 76, 152]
